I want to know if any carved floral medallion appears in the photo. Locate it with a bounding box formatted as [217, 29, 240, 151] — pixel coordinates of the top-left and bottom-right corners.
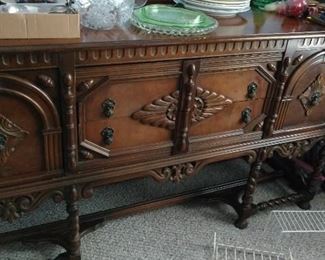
[0, 114, 29, 172]
[153, 162, 197, 183]
[132, 87, 233, 130]
[299, 74, 325, 116]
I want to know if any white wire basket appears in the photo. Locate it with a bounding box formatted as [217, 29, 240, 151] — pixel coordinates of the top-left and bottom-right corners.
[212, 234, 291, 260]
[212, 210, 325, 260]
[271, 210, 325, 233]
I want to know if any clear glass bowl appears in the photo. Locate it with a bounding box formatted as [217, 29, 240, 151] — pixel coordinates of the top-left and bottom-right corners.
[74, 0, 135, 30]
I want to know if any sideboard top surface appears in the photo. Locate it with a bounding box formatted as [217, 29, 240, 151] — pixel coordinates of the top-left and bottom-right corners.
[0, 10, 325, 51]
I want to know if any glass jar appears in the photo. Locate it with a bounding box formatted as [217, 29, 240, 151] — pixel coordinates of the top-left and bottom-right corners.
[74, 0, 135, 30]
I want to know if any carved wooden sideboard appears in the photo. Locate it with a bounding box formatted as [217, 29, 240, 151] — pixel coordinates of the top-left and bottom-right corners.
[1, 9, 325, 259]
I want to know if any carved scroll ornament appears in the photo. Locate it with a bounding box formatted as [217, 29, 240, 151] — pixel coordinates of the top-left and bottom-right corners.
[0, 114, 29, 169]
[299, 74, 325, 116]
[150, 162, 197, 183]
[266, 138, 323, 159]
[0, 190, 64, 223]
[132, 87, 233, 130]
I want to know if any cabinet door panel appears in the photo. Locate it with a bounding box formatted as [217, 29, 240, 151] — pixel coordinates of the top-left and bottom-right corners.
[280, 51, 325, 130]
[0, 96, 43, 177]
[0, 73, 62, 182]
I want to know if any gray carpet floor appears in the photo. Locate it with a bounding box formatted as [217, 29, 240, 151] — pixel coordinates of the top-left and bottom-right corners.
[0, 160, 324, 260]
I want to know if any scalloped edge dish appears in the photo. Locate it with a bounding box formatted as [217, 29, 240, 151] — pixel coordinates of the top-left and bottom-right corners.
[131, 4, 218, 36]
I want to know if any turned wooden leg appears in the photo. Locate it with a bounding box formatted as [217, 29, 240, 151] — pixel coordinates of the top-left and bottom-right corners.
[298, 144, 325, 210]
[235, 149, 266, 229]
[56, 185, 81, 260]
[302, 143, 325, 208]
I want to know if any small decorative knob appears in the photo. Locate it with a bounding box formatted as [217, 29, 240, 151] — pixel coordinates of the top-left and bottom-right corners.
[102, 98, 116, 118]
[309, 91, 321, 107]
[101, 127, 114, 145]
[247, 82, 258, 99]
[242, 108, 252, 124]
[0, 133, 7, 151]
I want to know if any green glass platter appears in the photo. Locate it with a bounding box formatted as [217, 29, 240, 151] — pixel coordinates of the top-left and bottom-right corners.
[131, 4, 218, 36]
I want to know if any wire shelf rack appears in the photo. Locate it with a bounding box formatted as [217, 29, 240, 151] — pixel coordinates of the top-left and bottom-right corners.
[272, 210, 325, 233]
[211, 210, 325, 260]
[212, 233, 292, 260]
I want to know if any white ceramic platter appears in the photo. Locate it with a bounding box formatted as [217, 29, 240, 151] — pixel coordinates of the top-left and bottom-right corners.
[182, 0, 249, 10]
[183, 0, 250, 7]
[179, 0, 250, 17]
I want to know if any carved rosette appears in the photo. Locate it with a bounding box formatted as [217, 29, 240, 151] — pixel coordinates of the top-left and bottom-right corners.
[0, 190, 64, 222]
[0, 114, 29, 170]
[299, 74, 325, 116]
[132, 87, 233, 130]
[153, 162, 197, 183]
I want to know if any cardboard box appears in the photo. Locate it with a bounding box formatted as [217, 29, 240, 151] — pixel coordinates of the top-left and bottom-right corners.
[0, 13, 80, 39]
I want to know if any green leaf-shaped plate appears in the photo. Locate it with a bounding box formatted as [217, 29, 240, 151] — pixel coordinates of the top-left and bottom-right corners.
[131, 4, 218, 36]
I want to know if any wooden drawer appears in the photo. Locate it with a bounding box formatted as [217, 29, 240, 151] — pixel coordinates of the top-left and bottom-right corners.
[197, 69, 269, 102]
[190, 99, 266, 137]
[76, 61, 182, 161]
[77, 59, 272, 162]
[79, 75, 177, 151]
[188, 63, 271, 138]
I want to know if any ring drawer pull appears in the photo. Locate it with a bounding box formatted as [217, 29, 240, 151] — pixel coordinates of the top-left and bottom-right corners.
[101, 127, 114, 145]
[102, 98, 116, 118]
[242, 108, 252, 124]
[247, 82, 258, 99]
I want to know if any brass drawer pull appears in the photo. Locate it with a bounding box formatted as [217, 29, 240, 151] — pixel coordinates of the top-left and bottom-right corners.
[247, 82, 258, 99]
[101, 127, 114, 145]
[242, 108, 252, 124]
[0, 133, 7, 151]
[102, 98, 116, 118]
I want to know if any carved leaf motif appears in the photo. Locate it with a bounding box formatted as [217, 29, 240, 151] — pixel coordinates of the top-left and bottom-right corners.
[299, 74, 325, 116]
[77, 79, 95, 93]
[37, 74, 55, 89]
[132, 87, 233, 130]
[192, 87, 233, 123]
[0, 114, 29, 169]
[132, 91, 179, 130]
[79, 149, 94, 160]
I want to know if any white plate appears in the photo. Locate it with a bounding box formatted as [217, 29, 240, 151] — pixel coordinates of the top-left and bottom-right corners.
[184, 0, 250, 6]
[183, 0, 249, 10]
[174, 0, 250, 4]
[179, 0, 250, 17]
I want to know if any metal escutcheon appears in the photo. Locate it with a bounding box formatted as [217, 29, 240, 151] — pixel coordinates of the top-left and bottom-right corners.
[101, 127, 114, 145]
[102, 98, 116, 118]
[247, 82, 258, 99]
[242, 108, 252, 124]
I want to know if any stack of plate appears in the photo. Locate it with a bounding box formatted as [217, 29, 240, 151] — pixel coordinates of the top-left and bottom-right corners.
[175, 0, 251, 17]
